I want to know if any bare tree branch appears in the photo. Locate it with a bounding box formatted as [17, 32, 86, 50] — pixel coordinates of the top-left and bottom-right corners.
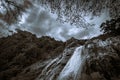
[0, 0, 32, 24]
[0, 0, 119, 27]
[38, 0, 120, 27]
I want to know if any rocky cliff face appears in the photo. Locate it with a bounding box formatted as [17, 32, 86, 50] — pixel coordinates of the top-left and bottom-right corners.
[0, 31, 65, 80]
[0, 31, 120, 80]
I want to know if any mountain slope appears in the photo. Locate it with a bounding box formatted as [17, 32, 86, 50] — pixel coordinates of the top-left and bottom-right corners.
[0, 31, 120, 80]
[0, 31, 65, 80]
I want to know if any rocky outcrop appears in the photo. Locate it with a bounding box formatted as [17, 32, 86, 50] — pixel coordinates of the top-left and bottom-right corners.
[80, 36, 120, 80]
[0, 31, 120, 80]
[34, 35, 120, 80]
[0, 31, 65, 80]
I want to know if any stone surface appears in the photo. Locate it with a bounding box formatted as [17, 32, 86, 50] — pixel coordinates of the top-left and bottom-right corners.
[0, 31, 120, 80]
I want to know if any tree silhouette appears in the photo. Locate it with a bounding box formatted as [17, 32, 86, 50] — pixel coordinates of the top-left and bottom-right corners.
[100, 17, 120, 35]
[0, 0, 120, 26]
[0, 0, 32, 24]
[39, 0, 120, 27]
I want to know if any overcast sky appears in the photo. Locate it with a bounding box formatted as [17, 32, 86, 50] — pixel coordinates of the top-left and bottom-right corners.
[0, 2, 110, 41]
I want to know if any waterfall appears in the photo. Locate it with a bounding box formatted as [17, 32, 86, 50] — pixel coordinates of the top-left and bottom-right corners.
[58, 46, 85, 80]
[35, 45, 87, 80]
[25, 38, 113, 80]
[35, 47, 76, 80]
[33, 39, 112, 80]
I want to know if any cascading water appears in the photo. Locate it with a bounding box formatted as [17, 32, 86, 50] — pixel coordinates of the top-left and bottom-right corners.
[35, 47, 76, 80]
[58, 46, 84, 80]
[35, 45, 88, 80]
[0, 1, 120, 80]
[34, 37, 120, 80]
[0, 29, 120, 80]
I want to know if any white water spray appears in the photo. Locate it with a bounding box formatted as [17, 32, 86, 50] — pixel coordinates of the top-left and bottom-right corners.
[58, 46, 85, 80]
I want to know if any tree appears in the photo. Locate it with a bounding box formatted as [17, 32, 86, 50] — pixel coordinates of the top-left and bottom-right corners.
[38, 0, 120, 27]
[0, 0, 120, 27]
[0, 0, 32, 24]
[100, 17, 120, 35]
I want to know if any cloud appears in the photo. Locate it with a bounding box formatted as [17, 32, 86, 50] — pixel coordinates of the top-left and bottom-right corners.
[0, 3, 110, 41]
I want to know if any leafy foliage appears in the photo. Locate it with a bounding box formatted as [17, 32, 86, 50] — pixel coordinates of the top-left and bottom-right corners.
[0, 0, 32, 24]
[39, 0, 120, 27]
[100, 17, 120, 35]
[0, 0, 120, 27]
